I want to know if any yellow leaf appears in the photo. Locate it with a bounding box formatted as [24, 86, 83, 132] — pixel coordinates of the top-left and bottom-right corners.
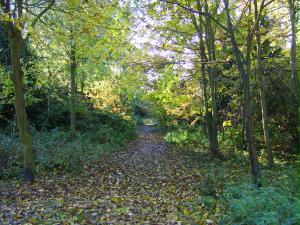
[183, 209, 190, 215]
[1, 13, 13, 22]
[223, 120, 232, 127]
[111, 196, 125, 204]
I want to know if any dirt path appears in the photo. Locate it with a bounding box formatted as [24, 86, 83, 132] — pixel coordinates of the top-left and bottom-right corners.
[0, 125, 202, 224]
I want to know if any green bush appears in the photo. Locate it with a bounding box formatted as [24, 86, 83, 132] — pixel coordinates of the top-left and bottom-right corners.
[0, 133, 22, 179]
[77, 111, 136, 136]
[221, 184, 299, 225]
[0, 111, 136, 179]
[37, 116, 136, 172]
[35, 130, 110, 172]
[165, 127, 209, 150]
[165, 129, 188, 144]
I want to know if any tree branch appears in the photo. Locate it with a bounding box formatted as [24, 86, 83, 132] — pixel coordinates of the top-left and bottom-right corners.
[160, 0, 229, 32]
[31, 0, 55, 28]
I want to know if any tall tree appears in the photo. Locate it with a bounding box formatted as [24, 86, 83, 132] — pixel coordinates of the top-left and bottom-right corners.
[254, 0, 273, 167]
[223, 0, 260, 184]
[287, 0, 299, 105]
[32, 0, 134, 138]
[70, 30, 77, 138]
[0, 0, 55, 182]
[188, 0, 221, 158]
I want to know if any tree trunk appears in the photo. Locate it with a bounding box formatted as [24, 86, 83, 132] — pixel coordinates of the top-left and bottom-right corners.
[203, 0, 221, 158]
[254, 0, 273, 167]
[70, 42, 76, 138]
[81, 80, 84, 94]
[199, 32, 218, 158]
[223, 0, 260, 184]
[288, 0, 300, 152]
[8, 30, 35, 183]
[189, 0, 221, 158]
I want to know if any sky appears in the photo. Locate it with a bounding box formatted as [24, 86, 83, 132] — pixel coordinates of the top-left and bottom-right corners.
[127, 0, 295, 84]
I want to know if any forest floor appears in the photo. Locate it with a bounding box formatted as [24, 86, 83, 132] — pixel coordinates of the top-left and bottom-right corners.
[0, 125, 207, 224]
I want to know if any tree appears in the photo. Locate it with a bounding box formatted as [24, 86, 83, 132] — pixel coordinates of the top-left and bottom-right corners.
[70, 29, 77, 138]
[254, 0, 273, 167]
[151, 0, 222, 157]
[288, 0, 300, 151]
[0, 0, 55, 182]
[31, 0, 134, 137]
[189, 0, 221, 157]
[222, 0, 260, 184]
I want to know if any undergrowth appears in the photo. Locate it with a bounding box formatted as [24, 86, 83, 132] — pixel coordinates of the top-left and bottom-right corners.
[0, 111, 136, 180]
[165, 126, 299, 225]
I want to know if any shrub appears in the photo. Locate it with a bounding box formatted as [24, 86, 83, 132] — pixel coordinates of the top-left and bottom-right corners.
[165, 127, 209, 150]
[220, 184, 299, 225]
[35, 130, 109, 172]
[165, 129, 188, 145]
[0, 110, 136, 179]
[0, 133, 22, 179]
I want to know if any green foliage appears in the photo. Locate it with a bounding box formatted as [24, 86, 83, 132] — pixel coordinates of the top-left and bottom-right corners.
[0, 0, 298, 224]
[165, 128, 210, 151]
[134, 116, 145, 125]
[0, 133, 22, 178]
[221, 184, 299, 225]
[165, 126, 245, 153]
[145, 65, 201, 128]
[166, 127, 299, 225]
[174, 150, 299, 225]
[0, 66, 14, 105]
[165, 129, 188, 144]
[0, 111, 136, 179]
[219, 126, 246, 152]
[35, 129, 118, 173]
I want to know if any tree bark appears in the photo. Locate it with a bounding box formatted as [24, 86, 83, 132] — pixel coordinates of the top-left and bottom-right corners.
[288, 0, 300, 152]
[70, 40, 77, 138]
[189, 0, 221, 158]
[1, 0, 55, 183]
[223, 0, 260, 184]
[8, 30, 35, 182]
[203, 0, 221, 158]
[254, 0, 273, 167]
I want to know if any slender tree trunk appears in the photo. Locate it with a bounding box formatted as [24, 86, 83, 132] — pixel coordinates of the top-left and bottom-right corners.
[254, 0, 273, 167]
[199, 30, 218, 158]
[81, 80, 84, 94]
[257, 55, 273, 167]
[189, 0, 221, 158]
[70, 41, 77, 138]
[288, 0, 300, 152]
[203, 0, 221, 157]
[8, 30, 35, 182]
[223, 0, 260, 184]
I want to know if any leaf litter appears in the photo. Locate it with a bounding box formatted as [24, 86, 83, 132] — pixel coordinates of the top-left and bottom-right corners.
[0, 125, 209, 224]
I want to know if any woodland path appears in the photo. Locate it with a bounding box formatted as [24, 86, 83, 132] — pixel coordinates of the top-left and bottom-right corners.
[0, 126, 203, 224]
